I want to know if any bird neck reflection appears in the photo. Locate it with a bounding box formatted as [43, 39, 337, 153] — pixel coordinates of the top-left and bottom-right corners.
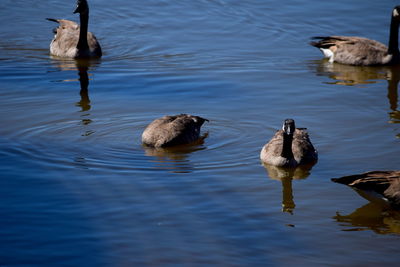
[281, 177, 295, 214]
[77, 66, 91, 112]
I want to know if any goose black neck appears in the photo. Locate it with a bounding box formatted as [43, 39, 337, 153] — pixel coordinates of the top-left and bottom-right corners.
[281, 133, 294, 159]
[388, 16, 400, 56]
[77, 12, 89, 50]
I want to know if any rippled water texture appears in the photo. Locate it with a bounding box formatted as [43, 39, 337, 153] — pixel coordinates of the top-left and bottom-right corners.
[1, 0, 400, 266]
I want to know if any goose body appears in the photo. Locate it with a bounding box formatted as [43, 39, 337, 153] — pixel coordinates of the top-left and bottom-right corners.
[332, 171, 400, 208]
[260, 119, 318, 167]
[142, 114, 208, 148]
[47, 0, 101, 58]
[310, 6, 400, 66]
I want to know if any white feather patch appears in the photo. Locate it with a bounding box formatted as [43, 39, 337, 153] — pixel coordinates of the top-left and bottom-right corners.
[320, 48, 334, 62]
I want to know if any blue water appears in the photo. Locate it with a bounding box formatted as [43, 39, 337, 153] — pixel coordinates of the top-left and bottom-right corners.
[1, 0, 400, 266]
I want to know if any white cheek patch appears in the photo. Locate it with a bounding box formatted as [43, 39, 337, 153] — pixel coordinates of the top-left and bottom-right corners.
[394, 9, 399, 17]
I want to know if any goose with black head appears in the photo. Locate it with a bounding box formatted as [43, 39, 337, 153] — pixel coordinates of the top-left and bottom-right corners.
[310, 6, 400, 66]
[260, 119, 318, 167]
[47, 0, 102, 58]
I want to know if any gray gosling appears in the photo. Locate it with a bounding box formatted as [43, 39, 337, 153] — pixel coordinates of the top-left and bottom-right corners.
[310, 6, 400, 66]
[47, 0, 102, 58]
[142, 114, 209, 148]
[260, 119, 318, 167]
[332, 171, 400, 209]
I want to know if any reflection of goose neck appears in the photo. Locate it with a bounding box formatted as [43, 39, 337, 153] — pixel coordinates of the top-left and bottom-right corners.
[281, 178, 295, 214]
[387, 78, 399, 111]
[78, 67, 90, 111]
[281, 133, 294, 159]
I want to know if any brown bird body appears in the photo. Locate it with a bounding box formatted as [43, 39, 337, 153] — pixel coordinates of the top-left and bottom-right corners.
[310, 6, 400, 66]
[142, 114, 208, 148]
[332, 171, 400, 208]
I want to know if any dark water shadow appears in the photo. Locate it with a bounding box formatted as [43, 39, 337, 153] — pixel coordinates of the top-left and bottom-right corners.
[262, 163, 315, 214]
[142, 133, 208, 174]
[310, 60, 400, 137]
[334, 202, 400, 235]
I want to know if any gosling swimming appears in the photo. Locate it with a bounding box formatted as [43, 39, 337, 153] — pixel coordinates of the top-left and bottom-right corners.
[47, 0, 102, 58]
[310, 6, 400, 66]
[260, 119, 318, 167]
[142, 114, 209, 148]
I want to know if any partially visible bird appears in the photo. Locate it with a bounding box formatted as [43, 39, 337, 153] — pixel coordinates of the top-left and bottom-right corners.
[47, 0, 102, 58]
[142, 114, 209, 148]
[310, 6, 400, 66]
[332, 171, 400, 209]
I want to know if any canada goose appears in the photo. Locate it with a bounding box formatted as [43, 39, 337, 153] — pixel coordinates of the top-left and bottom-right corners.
[310, 6, 400, 66]
[260, 119, 318, 167]
[47, 0, 102, 58]
[142, 114, 209, 148]
[332, 171, 400, 209]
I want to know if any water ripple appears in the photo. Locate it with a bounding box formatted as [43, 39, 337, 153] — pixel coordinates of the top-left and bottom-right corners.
[4, 113, 264, 174]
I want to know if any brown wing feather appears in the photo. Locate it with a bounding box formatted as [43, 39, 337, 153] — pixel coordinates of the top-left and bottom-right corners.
[292, 128, 318, 164]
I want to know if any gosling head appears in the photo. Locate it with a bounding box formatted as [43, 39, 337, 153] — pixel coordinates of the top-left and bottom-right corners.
[73, 0, 89, 14]
[282, 119, 295, 136]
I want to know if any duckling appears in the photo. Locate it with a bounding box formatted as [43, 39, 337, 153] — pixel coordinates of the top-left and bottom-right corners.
[142, 114, 208, 147]
[332, 171, 400, 208]
[260, 119, 318, 167]
[310, 6, 400, 66]
[47, 0, 102, 58]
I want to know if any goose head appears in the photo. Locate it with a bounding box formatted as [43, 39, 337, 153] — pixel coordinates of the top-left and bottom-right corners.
[282, 119, 295, 136]
[73, 0, 89, 14]
[393, 6, 400, 20]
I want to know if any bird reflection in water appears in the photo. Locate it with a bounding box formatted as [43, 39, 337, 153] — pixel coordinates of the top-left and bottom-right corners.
[143, 133, 208, 174]
[262, 163, 314, 214]
[75, 62, 94, 136]
[312, 60, 400, 137]
[76, 63, 90, 112]
[51, 58, 101, 135]
[334, 202, 400, 235]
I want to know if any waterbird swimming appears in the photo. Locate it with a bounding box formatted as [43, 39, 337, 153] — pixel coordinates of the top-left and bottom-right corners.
[310, 6, 400, 66]
[142, 114, 209, 148]
[332, 171, 400, 209]
[260, 119, 318, 167]
[47, 0, 102, 58]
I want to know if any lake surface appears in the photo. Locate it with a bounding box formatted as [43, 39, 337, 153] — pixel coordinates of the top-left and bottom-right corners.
[1, 0, 400, 266]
